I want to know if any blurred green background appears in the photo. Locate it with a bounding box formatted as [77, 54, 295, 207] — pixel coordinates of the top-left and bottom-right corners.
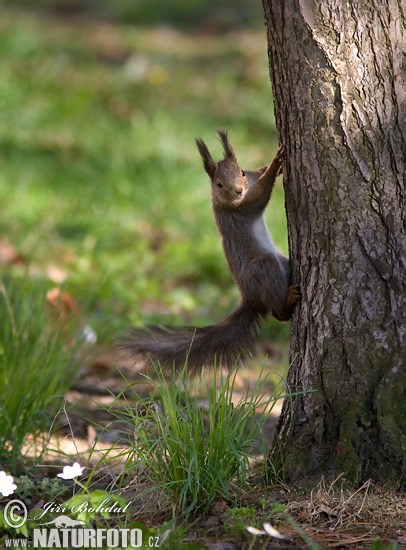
[4, 0, 264, 28]
[0, 1, 289, 353]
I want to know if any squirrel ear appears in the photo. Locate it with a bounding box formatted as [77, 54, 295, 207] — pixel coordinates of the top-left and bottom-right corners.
[218, 130, 238, 163]
[196, 138, 216, 179]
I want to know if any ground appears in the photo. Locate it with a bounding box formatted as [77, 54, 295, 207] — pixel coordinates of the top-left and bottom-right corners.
[13, 345, 404, 549]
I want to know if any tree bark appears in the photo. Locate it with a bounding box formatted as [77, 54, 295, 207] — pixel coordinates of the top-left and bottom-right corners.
[262, 0, 406, 486]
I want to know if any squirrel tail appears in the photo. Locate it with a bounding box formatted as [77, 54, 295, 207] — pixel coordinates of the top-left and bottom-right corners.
[116, 301, 263, 373]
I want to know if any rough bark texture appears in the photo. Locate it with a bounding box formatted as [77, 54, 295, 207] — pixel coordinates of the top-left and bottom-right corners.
[262, 0, 406, 485]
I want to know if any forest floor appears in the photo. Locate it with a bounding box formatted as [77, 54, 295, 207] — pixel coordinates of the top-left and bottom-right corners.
[18, 344, 405, 550]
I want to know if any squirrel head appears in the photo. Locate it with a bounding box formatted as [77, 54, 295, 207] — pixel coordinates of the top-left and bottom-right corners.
[196, 131, 249, 208]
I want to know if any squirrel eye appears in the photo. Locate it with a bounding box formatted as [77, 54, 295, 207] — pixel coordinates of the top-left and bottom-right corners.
[217, 181, 223, 188]
[241, 170, 245, 177]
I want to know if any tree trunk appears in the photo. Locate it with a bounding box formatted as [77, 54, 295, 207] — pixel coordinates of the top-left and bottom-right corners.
[262, 0, 406, 486]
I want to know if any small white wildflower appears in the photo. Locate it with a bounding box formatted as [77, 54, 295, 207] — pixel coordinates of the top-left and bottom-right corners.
[0, 471, 17, 497]
[83, 325, 97, 344]
[246, 526, 266, 536]
[263, 522, 288, 539]
[57, 462, 84, 480]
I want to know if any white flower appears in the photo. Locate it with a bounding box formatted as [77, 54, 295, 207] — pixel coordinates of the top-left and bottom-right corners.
[246, 526, 266, 536]
[83, 325, 97, 344]
[263, 522, 288, 539]
[0, 471, 17, 497]
[57, 462, 84, 480]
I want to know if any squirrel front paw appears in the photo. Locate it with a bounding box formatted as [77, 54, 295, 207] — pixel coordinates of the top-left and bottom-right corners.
[271, 146, 284, 177]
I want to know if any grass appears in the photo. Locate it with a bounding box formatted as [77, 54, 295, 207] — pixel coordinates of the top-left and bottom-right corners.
[103, 363, 285, 516]
[0, 8, 289, 347]
[0, 275, 83, 471]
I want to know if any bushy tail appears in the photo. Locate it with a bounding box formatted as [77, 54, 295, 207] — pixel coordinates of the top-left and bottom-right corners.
[117, 301, 262, 374]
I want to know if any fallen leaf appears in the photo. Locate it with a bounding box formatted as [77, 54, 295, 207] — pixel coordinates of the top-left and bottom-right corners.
[0, 239, 27, 266]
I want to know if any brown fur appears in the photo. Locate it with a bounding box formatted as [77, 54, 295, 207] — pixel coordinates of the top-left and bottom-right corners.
[117, 131, 299, 372]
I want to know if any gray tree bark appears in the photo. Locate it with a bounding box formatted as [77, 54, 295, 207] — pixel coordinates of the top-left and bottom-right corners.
[262, 0, 406, 485]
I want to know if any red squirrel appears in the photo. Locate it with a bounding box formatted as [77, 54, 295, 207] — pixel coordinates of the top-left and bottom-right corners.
[118, 131, 299, 372]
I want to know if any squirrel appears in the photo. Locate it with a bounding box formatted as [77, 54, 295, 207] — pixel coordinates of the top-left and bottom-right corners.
[117, 131, 299, 373]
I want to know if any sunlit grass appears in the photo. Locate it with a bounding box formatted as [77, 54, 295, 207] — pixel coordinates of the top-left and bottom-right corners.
[103, 362, 285, 516]
[0, 9, 288, 345]
[0, 276, 84, 471]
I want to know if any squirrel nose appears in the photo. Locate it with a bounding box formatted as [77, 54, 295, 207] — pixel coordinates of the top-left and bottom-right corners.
[235, 188, 243, 196]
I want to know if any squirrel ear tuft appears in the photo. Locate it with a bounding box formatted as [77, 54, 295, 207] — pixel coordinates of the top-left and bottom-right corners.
[196, 138, 216, 179]
[218, 130, 238, 163]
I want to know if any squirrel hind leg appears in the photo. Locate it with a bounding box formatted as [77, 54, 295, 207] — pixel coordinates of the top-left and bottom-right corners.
[287, 284, 300, 306]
